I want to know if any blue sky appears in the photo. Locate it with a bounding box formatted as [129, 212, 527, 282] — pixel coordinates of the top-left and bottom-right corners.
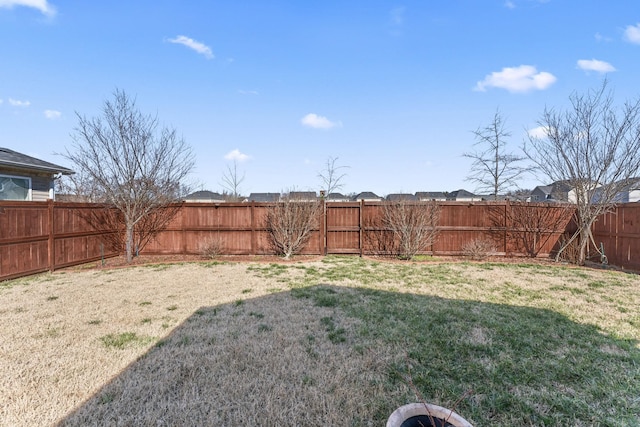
[1, 1, 639, 196]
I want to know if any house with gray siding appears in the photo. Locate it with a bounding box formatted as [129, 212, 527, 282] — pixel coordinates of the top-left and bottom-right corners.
[0, 147, 74, 201]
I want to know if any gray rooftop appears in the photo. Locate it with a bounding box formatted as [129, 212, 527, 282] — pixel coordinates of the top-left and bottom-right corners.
[0, 147, 74, 175]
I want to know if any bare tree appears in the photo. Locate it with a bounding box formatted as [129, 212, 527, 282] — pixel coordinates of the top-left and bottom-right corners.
[318, 156, 348, 196]
[464, 110, 526, 199]
[265, 192, 321, 259]
[524, 81, 640, 264]
[64, 89, 195, 262]
[382, 200, 441, 260]
[55, 170, 104, 202]
[220, 160, 245, 201]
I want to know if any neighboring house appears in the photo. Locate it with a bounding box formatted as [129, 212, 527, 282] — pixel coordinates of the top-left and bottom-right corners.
[352, 191, 382, 202]
[615, 178, 640, 203]
[0, 147, 74, 201]
[477, 193, 513, 201]
[591, 178, 640, 203]
[184, 190, 226, 203]
[385, 193, 417, 202]
[531, 181, 581, 203]
[324, 192, 351, 202]
[415, 191, 448, 201]
[530, 185, 553, 202]
[246, 192, 281, 202]
[446, 189, 481, 202]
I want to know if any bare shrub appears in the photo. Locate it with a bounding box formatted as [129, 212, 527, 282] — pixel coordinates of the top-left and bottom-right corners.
[265, 193, 321, 259]
[489, 202, 575, 258]
[462, 238, 496, 260]
[382, 200, 440, 260]
[363, 215, 396, 256]
[199, 236, 225, 259]
[555, 234, 581, 264]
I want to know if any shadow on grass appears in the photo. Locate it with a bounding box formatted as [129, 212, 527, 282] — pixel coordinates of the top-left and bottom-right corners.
[58, 285, 640, 426]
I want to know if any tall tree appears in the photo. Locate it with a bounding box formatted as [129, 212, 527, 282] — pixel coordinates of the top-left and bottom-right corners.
[220, 160, 245, 201]
[65, 89, 195, 262]
[524, 81, 640, 264]
[464, 110, 526, 199]
[317, 156, 348, 196]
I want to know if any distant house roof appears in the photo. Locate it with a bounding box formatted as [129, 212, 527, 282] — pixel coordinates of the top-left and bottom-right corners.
[447, 189, 477, 200]
[352, 191, 381, 201]
[325, 192, 350, 201]
[0, 147, 74, 175]
[184, 190, 225, 202]
[247, 192, 281, 202]
[386, 193, 417, 201]
[415, 191, 447, 200]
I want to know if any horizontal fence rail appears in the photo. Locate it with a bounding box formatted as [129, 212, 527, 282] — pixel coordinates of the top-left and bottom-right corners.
[1, 200, 638, 281]
[0, 200, 119, 281]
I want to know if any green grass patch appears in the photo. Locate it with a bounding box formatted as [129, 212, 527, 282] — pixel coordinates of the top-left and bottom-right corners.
[100, 332, 154, 349]
[276, 257, 640, 425]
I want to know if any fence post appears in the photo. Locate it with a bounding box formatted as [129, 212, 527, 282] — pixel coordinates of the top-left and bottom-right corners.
[250, 202, 256, 255]
[48, 199, 55, 272]
[321, 199, 327, 255]
[504, 200, 509, 256]
[359, 199, 364, 257]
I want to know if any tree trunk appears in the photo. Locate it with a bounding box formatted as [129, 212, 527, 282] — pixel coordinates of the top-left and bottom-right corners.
[125, 222, 134, 263]
[577, 228, 590, 266]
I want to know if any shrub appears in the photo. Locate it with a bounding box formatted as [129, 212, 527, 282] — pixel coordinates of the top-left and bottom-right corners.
[199, 236, 224, 259]
[462, 238, 496, 260]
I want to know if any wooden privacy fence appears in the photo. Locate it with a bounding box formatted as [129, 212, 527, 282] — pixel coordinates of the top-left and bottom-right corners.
[3, 199, 639, 281]
[144, 201, 573, 258]
[0, 200, 118, 281]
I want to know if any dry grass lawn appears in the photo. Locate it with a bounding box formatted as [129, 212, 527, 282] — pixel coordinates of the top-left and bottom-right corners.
[1, 257, 639, 426]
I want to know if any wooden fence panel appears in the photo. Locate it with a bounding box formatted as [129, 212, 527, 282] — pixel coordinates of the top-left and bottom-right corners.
[0, 201, 119, 280]
[0, 202, 50, 279]
[592, 204, 640, 270]
[326, 203, 361, 254]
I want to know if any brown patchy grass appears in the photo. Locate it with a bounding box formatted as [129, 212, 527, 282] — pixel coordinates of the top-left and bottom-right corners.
[0, 257, 638, 426]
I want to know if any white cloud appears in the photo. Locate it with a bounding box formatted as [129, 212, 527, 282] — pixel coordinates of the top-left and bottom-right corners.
[44, 109, 61, 119]
[594, 32, 612, 43]
[224, 149, 249, 162]
[504, 1, 516, 9]
[301, 113, 341, 130]
[474, 65, 556, 93]
[623, 23, 640, 44]
[528, 126, 549, 139]
[8, 98, 30, 107]
[168, 35, 214, 59]
[390, 7, 405, 26]
[577, 59, 616, 74]
[0, 0, 56, 16]
[238, 89, 259, 95]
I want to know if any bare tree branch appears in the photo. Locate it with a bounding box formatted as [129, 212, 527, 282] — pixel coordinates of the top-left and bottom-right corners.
[64, 89, 195, 262]
[524, 80, 640, 264]
[318, 156, 349, 196]
[220, 160, 245, 201]
[464, 110, 527, 199]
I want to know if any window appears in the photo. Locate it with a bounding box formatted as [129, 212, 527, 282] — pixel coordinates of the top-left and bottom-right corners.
[0, 175, 31, 201]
